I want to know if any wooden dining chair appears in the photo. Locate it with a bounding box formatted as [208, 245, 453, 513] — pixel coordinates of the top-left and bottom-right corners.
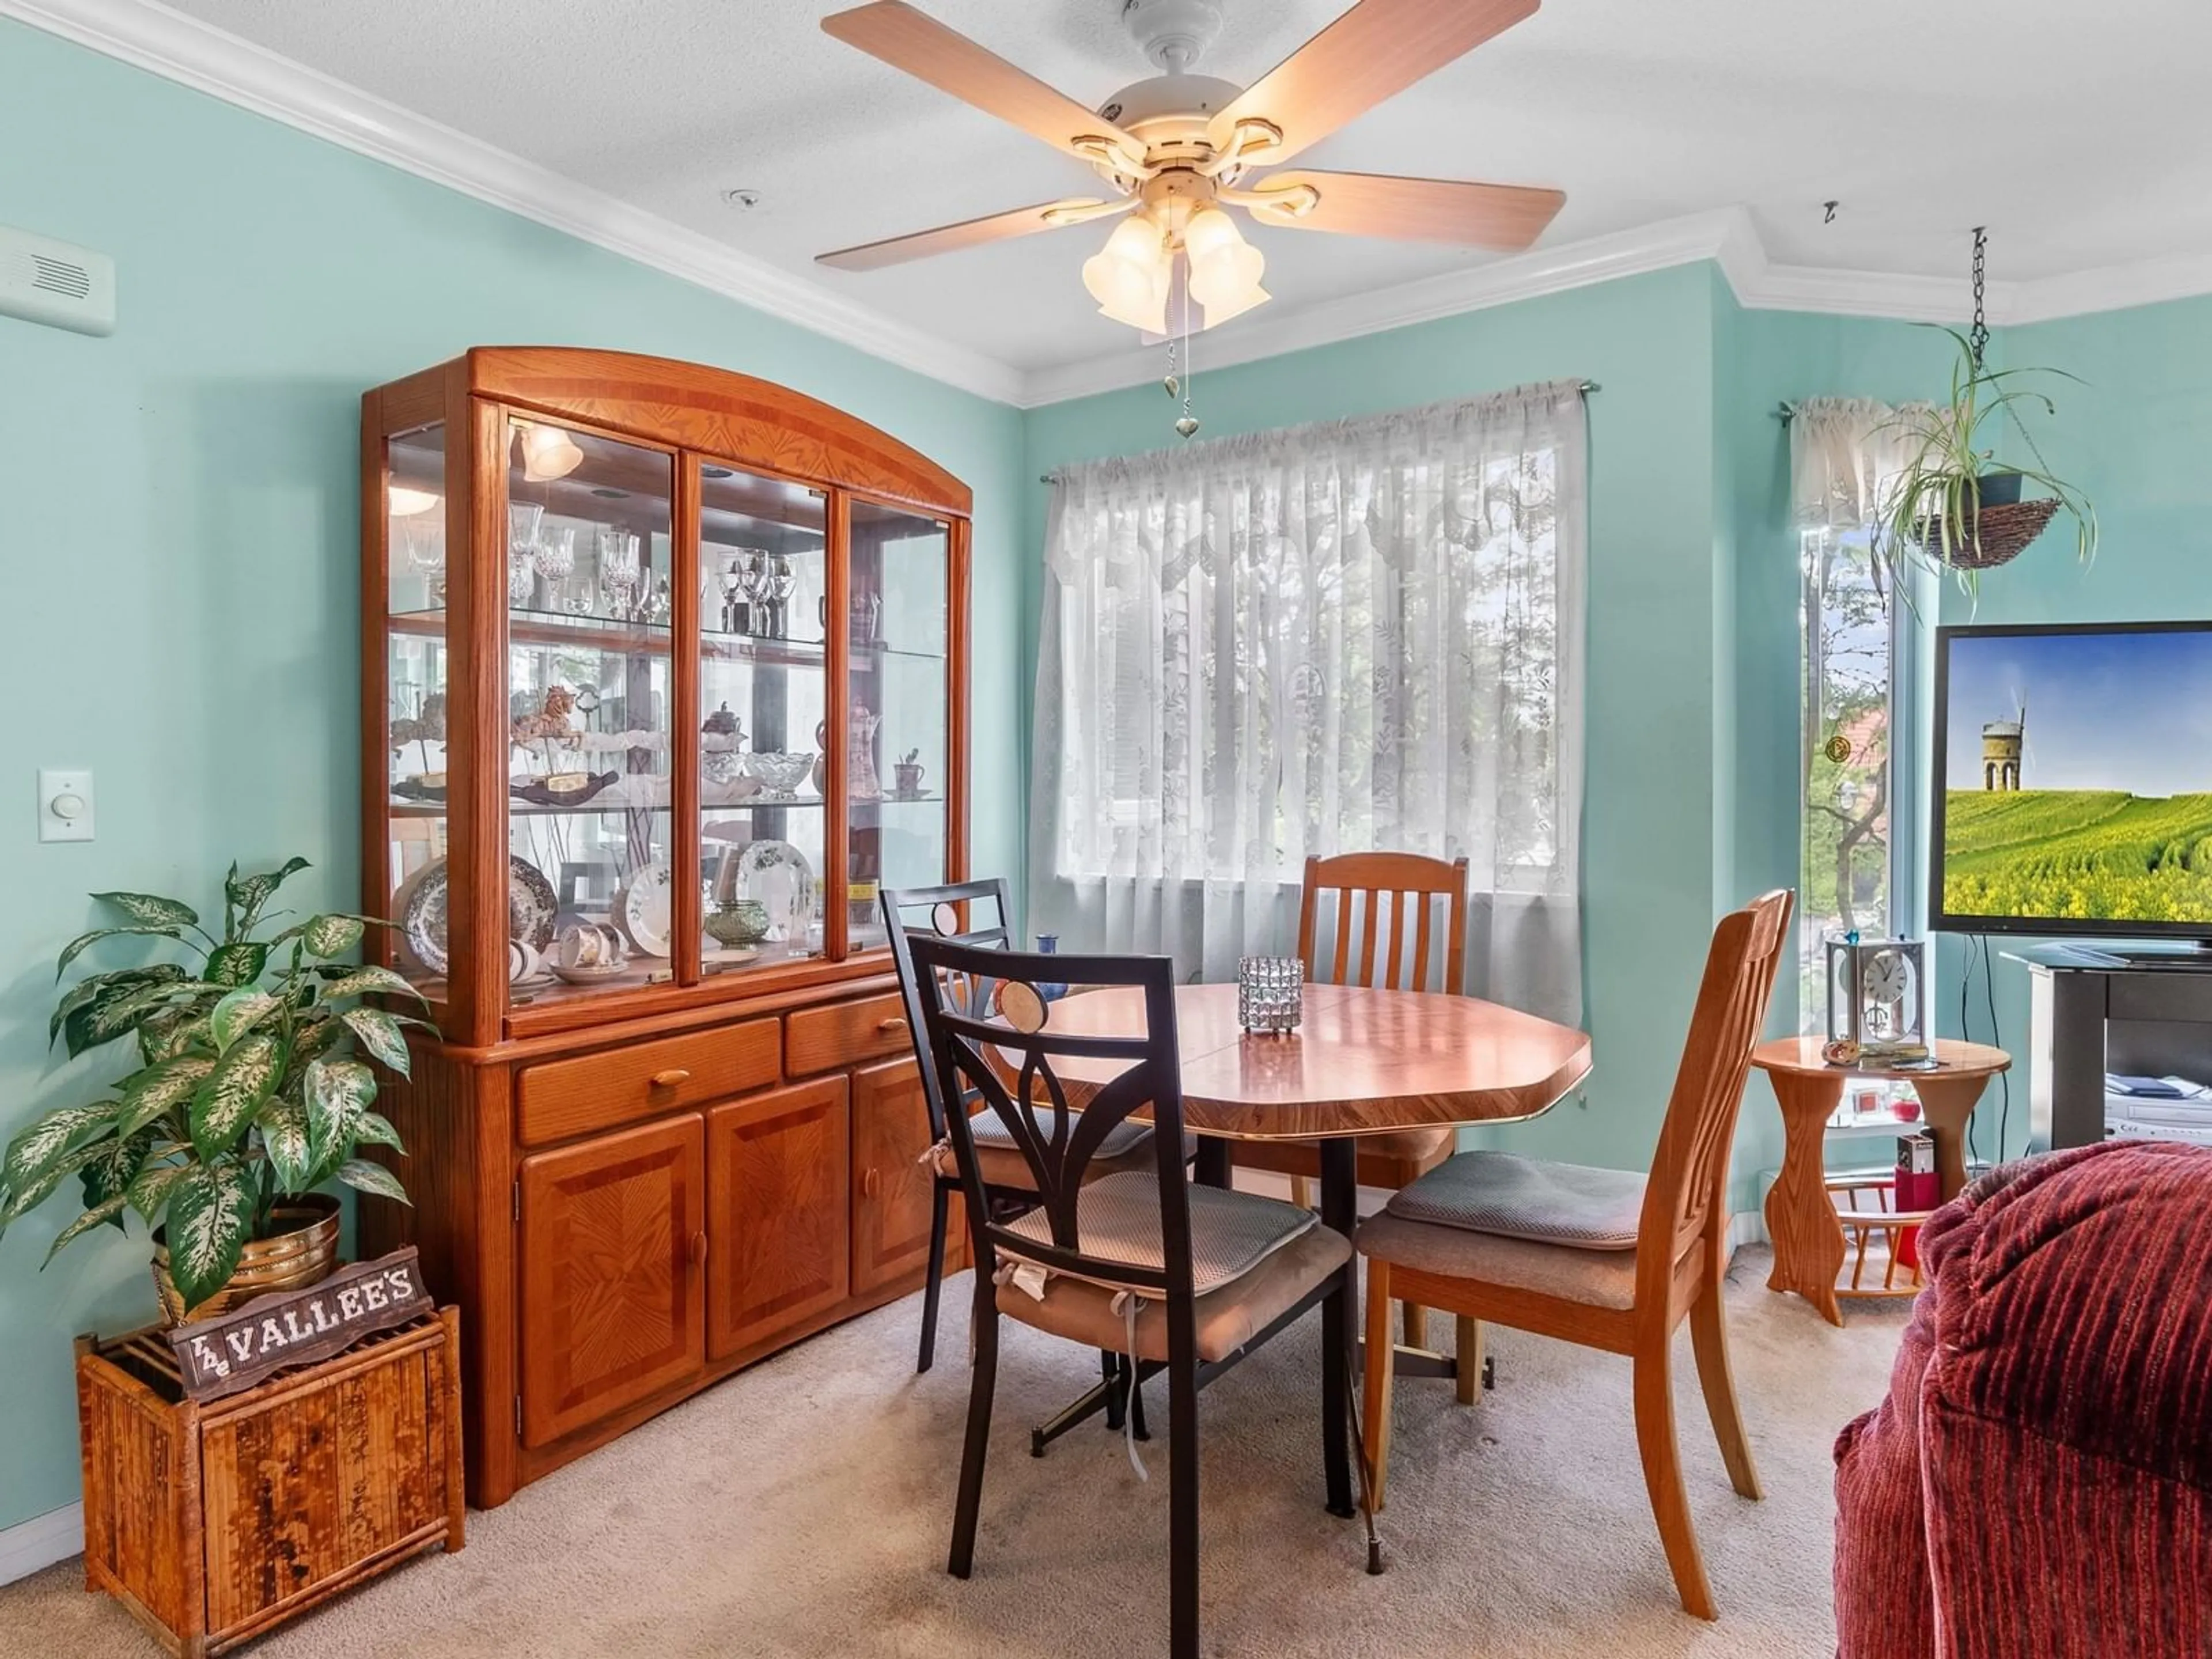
[1356, 889, 1794, 1620]
[1234, 851, 1471, 1350]
[907, 938, 1354, 1659]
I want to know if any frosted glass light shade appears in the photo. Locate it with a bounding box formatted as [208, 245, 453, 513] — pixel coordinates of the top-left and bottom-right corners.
[517, 422, 584, 482]
[1184, 206, 1266, 319]
[1084, 214, 1169, 332]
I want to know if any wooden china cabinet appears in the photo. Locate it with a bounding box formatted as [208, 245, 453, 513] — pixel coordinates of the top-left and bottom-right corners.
[357, 348, 969, 1505]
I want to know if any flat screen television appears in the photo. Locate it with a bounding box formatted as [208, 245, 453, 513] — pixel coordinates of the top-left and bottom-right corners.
[1932, 620, 2212, 940]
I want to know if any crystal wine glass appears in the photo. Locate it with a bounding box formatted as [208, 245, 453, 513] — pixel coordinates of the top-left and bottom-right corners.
[596, 527, 641, 619]
[763, 554, 797, 638]
[507, 502, 543, 602]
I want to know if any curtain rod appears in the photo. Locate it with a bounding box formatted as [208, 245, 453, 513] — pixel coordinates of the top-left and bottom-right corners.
[1039, 380, 1603, 482]
[1777, 401, 1798, 426]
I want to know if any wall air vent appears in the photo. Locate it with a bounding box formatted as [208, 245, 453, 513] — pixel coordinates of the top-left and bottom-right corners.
[0, 225, 115, 336]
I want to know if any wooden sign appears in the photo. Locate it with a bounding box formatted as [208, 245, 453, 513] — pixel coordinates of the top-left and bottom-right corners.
[166, 1248, 431, 1402]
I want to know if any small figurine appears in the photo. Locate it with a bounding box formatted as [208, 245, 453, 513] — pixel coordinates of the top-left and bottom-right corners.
[511, 684, 578, 747]
[391, 691, 447, 752]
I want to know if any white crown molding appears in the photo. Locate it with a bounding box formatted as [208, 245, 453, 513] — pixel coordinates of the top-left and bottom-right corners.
[10, 0, 2212, 412]
[0, 0, 1026, 404]
[0, 1503, 81, 1586]
[2008, 245, 2212, 328]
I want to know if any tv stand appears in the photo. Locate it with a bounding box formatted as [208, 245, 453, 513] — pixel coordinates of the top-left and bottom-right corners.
[2004, 943, 2212, 1150]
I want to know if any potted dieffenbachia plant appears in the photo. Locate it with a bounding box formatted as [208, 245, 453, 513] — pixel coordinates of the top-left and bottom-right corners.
[0, 858, 431, 1320]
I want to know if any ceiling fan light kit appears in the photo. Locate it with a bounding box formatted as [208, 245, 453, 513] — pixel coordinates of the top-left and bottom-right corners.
[816, 0, 1565, 338]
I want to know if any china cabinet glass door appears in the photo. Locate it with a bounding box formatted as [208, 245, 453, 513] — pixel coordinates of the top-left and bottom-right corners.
[698, 465, 830, 977]
[502, 418, 674, 1011]
[385, 421, 450, 997]
[844, 497, 952, 952]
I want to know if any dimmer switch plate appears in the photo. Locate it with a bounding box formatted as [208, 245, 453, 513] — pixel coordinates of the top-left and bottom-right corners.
[39, 770, 94, 842]
[0, 226, 116, 337]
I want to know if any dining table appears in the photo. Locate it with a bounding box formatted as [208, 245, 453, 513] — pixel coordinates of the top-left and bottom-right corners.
[1028, 978, 1593, 1499]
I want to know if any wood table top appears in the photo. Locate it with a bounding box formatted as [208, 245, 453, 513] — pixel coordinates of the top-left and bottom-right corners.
[1749, 1036, 2012, 1082]
[1036, 982, 1592, 1142]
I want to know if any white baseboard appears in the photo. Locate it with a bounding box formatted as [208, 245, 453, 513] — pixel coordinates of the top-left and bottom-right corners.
[0, 1503, 81, 1586]
[1729, 1210, 1770, 1251]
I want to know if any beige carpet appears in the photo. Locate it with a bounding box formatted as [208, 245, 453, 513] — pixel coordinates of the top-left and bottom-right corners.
[2, 1248, 1905, 1658]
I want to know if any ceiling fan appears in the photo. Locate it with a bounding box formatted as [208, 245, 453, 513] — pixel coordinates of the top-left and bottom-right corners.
[816, 0, 1565, 335]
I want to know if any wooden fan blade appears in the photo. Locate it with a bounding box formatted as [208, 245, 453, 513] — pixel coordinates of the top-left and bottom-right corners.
[1240, 170, 1563, 249]
[1209, 0, 1539, 168]
[821, 2, 1142, 166]
[817, 198, 1128, 271]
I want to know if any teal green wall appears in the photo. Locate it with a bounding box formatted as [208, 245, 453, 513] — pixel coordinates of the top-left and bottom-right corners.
[1928, 292, 2212, 1149]
[0, 19, 1024, 1533]
[1025, 264, 1739, 1184]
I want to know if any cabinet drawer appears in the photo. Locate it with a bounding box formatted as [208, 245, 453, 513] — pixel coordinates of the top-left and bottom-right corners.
[786, 993, 913, 1076]
[518, 1020, 781, 1146]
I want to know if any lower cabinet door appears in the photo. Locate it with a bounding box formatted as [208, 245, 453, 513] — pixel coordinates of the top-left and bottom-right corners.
[851, 1055, 952, 1296]
[518, 1115, 706, 1448]
[706, 1077, 851, 1361]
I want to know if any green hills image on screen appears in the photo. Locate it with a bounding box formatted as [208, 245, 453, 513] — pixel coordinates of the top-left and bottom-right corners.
[1944, 790, 2212, 923]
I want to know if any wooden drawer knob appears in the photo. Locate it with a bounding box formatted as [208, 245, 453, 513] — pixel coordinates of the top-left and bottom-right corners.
[690, 1230, 707, 1268]
[863, 1167, 881, 1199]
[650, 1068, 692, 1089]
[876, 1016, 909, 1036]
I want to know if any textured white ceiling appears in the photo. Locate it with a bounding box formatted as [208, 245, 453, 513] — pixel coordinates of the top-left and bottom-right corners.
[164, 0, 2212, 373]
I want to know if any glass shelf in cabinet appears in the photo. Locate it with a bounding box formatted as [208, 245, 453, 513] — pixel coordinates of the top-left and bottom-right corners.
[391, 606, 672, 655]
[699, 631, 944, 667]
[702, 630, 827, 669]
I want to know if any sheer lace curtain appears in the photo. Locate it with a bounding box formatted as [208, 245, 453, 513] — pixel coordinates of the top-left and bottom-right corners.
[1029, 381, 1588, 1024]
[1790, 396, 1925, 535]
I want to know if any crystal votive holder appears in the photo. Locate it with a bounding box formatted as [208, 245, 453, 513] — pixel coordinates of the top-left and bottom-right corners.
[1238, 955, 1304, 1035]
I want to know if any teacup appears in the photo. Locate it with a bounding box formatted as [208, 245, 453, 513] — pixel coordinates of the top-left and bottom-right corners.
[507, 940, 544, 983]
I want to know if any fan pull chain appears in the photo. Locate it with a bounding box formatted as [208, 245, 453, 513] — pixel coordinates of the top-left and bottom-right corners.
[1173, 275, 1199, 438]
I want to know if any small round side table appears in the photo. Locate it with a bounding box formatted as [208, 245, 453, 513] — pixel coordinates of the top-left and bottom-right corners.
[1750, 1037, 2011, 1325]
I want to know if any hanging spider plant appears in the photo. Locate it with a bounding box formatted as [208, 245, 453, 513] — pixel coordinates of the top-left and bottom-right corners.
[1871, 327, 2097, 602]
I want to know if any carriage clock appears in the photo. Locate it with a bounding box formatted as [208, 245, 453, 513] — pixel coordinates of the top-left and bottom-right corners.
[1825, 935, 1930, 1063]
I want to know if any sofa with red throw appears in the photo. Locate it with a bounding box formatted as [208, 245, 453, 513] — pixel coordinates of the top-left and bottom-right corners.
[1833, 1139, 2212, 1658]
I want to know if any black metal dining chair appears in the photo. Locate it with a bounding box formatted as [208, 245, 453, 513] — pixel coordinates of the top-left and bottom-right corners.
[904, 937, 1355, 1659]
[884, 880, 1179, 1406]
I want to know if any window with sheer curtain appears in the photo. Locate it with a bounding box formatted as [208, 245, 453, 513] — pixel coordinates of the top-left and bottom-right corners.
[1028, 382, 1588, 1021]
[1790, 397, 1925, 1031]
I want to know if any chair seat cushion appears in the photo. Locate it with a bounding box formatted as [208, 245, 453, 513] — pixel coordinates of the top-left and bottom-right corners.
[1001, 1222, 1352, 1363]
[1001, 1171, 1320, 1294]
[1386, 1150, 1646, 1250]
[1355, 1210, 1641, 1310]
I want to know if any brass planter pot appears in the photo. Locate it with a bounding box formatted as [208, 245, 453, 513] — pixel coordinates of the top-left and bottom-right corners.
[151, 1192, 342, 1326]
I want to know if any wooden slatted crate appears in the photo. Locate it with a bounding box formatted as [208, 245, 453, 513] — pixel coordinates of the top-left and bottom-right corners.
[74, 1306, 464, 1657]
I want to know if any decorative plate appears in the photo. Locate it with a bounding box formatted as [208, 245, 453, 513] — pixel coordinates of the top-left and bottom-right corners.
[732, 839, 815, 943]
[616, 861, 674, 958]
[509, 857, 559, 953]
[399, 854, 557, 976]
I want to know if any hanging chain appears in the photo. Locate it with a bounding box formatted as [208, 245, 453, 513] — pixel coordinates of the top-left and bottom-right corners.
[1967, 225, 1990, 377]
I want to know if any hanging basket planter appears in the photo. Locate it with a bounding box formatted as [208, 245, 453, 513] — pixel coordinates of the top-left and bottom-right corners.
[1871, 229, 2097, 598]
[1913, 495, 2063, 572]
